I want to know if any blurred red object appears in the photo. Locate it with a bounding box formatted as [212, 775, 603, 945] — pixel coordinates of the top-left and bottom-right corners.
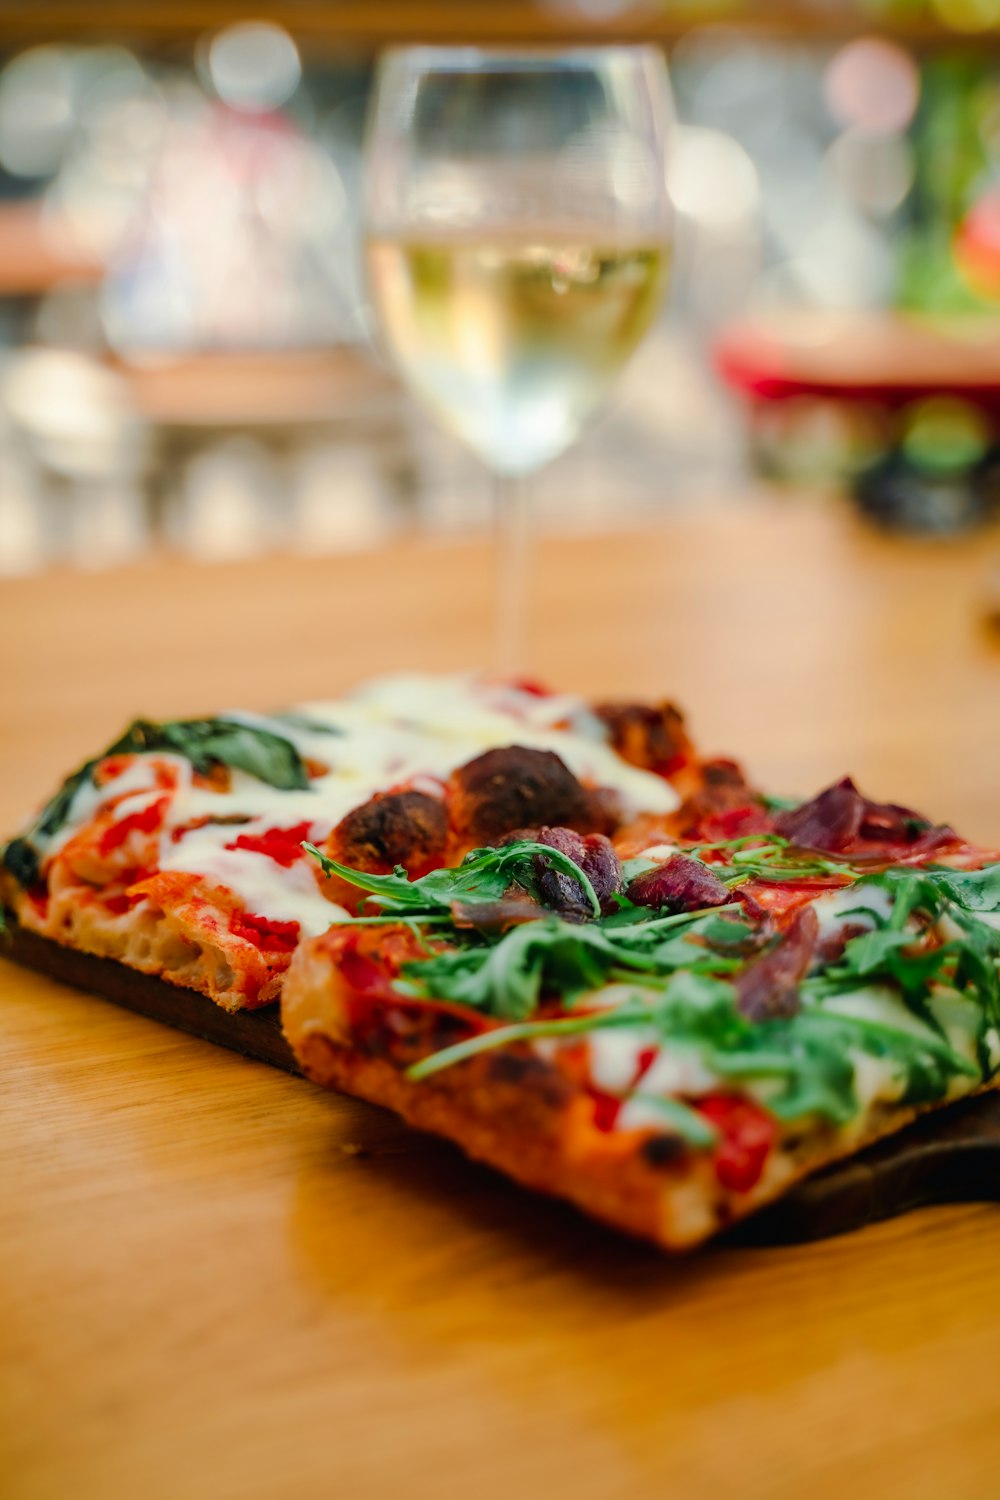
[714, 311, 1000, 413]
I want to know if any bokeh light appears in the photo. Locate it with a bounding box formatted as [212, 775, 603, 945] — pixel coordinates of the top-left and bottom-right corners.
[900, 396, 991, 474]
[954, 186, 1000, 299]
[826, 129, 914, 217]
[930, 0, 1000, 33]
[668, 125, 759, 233]
[205, 22, 301, 113]
[824, 38, 920, 137]
[0, 47, 75, 178]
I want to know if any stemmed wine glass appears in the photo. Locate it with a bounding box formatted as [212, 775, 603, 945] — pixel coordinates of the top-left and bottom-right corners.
[364, 46, 674, 671]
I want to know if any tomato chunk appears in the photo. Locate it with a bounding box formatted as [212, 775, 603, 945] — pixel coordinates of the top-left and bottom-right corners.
[696, 1092, 777, 1193]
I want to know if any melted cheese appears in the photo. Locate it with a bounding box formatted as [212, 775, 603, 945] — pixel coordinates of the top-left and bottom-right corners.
[42, 672, 679, 935]
[810, 882, 896, 942]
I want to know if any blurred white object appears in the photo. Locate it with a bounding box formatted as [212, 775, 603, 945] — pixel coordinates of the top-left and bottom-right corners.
[3, 347, 138, 477]
[668, 125, 760, 236]
[291, 441, 395, 553]
[100, 98, 356, 353]
[204, 22, 301, 113]
[1, 347, 147, 567]
[0, 446, 48, 575]
[168, 437, 279, 560]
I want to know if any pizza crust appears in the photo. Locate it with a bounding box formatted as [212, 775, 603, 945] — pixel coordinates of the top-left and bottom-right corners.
[281, 933, 997, 1250]
[3, 871, 286, 1013]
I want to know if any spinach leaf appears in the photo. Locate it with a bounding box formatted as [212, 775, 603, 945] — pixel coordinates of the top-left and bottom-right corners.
[107, 718, 310, 791]
[273, 711, 344, 737]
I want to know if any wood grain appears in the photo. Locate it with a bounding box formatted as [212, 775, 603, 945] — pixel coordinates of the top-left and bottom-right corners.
[3, 500, 1000, 1500]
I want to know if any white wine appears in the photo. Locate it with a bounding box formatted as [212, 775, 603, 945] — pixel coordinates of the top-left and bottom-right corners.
[366, 236, 669, 475]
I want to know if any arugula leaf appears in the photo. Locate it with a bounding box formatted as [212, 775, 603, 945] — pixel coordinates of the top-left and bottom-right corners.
[927, 865, 1000, 913]
[400, 911, 744, 1018]
[306, 838, 601, 919]
[761, 792, 802, 813]
[839, 928, 916, 976]
[407, 1000, 653, 1081]
[402, 919, 627, 1019]
[686, 833, 859, 885]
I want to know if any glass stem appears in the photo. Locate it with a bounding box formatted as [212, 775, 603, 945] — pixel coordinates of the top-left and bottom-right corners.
[492, 469, 529, 679]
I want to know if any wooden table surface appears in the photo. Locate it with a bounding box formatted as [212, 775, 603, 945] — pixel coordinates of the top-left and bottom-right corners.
[3, 501, 1000, 1500]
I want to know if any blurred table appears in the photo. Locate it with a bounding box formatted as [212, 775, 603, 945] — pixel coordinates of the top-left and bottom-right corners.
[117, 348, 397, 428]
[2, 501, 1000, 1500]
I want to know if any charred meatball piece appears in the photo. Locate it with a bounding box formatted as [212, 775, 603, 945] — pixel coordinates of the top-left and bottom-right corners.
[447, 746, 611, 854]
[318, 789, 447, 910]
[593, 700, 692, 778]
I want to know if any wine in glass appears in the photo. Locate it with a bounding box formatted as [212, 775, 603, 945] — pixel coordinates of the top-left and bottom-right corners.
[364, 46, 674, 670]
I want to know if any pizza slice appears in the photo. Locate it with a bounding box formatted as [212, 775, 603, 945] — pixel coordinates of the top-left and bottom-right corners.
[282, 780, 1000, 1249]
[1, 674, 714, 1013]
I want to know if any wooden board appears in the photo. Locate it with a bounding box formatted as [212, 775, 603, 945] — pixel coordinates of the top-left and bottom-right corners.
[9, 921, 1000, 1248]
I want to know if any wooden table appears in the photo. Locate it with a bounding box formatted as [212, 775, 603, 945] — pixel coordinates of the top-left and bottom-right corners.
[3, 501, 1000, 1500]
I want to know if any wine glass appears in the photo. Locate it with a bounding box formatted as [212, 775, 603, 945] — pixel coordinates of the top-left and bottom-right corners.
[364, 46, 674, 671]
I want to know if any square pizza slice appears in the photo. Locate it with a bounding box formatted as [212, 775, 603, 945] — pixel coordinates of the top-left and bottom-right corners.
[281, 780, 1000, 1249]
[2, 674, 718, 1012]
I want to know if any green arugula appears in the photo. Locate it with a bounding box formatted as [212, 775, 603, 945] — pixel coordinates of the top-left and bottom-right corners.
[2, 715, 310, 888]
[397, 908, 743, 1021]
[688, 833, 859, 885]
[400, 857, 1000, 1135]
[305, 838, 602, 919]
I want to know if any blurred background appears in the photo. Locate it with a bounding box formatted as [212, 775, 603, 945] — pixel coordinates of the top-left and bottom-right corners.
[2, 0, 1000, 575]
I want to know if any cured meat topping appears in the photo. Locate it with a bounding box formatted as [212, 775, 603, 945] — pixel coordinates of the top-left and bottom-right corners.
[776, 776, 955, 857]
[626, 853, 731, 913]
[524, 825, 623, 918]
[733, 905, 819, 1021]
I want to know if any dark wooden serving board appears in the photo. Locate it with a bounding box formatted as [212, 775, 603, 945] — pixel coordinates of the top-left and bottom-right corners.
[7, 924, 1000, 1246]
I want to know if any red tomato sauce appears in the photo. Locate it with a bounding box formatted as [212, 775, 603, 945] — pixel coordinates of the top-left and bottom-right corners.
[228, 910, 300, 953]
[225, 821, 313, 869]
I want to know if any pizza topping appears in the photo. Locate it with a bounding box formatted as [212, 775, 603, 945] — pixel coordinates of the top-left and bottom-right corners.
[97, 795, 170, 857]
[373, 840, 1000, 1169]
[626, 853, 731, 913]
[695, 1093, 777, 1192]
[733, 906, 818, 1021]
[593, 700, 691, 777]
[225, 821, 316, 868]
[447, 745, 608, 848]
[514, 826, 623, 918]
[450, 895, 548, 934]
[671, 760, 768, 841]
[775, 776, 958, 858]
[306, 836, 603, 922]
[330, 791, 447, 882]
[229, 910, 300, 953]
